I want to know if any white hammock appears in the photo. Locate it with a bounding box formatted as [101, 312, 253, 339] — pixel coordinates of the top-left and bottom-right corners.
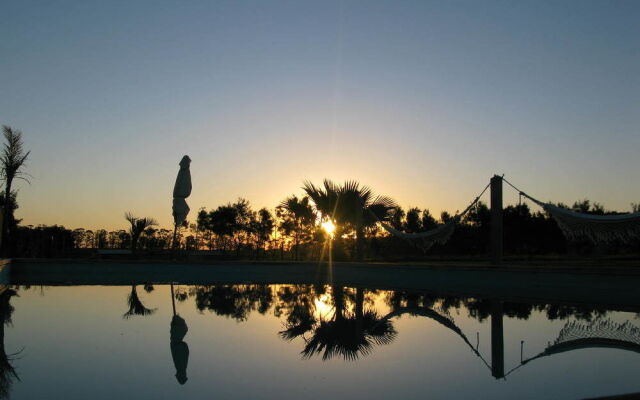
[375, 193, 484, 251]
[378, 220, 456, 250]
[522, 193, 640, 243]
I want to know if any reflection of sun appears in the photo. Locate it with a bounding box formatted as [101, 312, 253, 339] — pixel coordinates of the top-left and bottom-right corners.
[314, 293, 333, 318]
[321, 220, 336, 236]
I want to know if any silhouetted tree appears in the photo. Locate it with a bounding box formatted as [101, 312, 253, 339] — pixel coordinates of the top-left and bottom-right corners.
[125, 213, 158, 253]
[1, 126, 30, 256]
[405, 207, 422, 233]
[276, 195, 314, 260]
[303, 180, 396, 261]
[254, 208, 274, 258]
[388, 206, 405, 230]
[421, 209, 438, 230]
[209, 204, 239, 252]
[0, 191, 19, 255]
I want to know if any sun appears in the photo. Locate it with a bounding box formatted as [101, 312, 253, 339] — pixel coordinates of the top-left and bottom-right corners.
[321, 220, 336, 236]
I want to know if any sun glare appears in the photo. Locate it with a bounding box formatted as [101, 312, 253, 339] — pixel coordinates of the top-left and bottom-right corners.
[314, 294, 333, 319]
[321, 220, 336, 236]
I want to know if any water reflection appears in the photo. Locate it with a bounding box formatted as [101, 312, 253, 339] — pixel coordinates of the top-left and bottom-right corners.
[506, 318, 640, 377]
[170, 284, 189, 385]
[280, 287, 397, 361]
[0, 288, 19, 399]
[3, 283, 640, 398]
[123, 285, 156, 318]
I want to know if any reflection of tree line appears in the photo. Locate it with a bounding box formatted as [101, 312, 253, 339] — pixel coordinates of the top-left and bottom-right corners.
[0, 284, 630, 398]
[0, 289, 19, 399]
[383, 290, 609, 323]
[129, 284, 612, 361]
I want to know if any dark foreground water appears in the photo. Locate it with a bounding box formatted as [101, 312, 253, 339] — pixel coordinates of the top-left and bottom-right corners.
[2, 284, 640, 399]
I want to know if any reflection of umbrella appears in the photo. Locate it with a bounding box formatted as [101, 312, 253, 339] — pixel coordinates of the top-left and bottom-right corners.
[170, 285, 189, 385]
[172, 156, 192, 250]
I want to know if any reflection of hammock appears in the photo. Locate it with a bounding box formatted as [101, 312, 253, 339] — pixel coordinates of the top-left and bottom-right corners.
[380, 306, 491, 369]
[503, 178, 640, 243]
[511, 319, 640, 374]
[375, 183, 490, 250]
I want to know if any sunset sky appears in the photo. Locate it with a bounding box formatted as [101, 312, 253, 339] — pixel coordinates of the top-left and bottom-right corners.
[1, 1, 638, 230]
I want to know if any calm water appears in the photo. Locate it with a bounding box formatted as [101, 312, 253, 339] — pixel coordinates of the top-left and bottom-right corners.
[2, 284, 640, 399]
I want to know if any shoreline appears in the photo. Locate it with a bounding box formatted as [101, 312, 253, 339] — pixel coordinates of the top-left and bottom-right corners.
[6, 258, 640, 311]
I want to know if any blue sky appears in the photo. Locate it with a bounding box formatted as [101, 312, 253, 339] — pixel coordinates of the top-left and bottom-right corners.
[1, 0, 638, 229]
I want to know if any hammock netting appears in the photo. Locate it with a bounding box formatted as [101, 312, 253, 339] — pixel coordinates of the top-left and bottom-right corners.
[554, 319, 640, 347]
[375, 189, 486, 251]
[518, 318, 640, 368]
[522, 193, 640, 243]
[376, 177, 640, 249]
[378, 220, 456, 251]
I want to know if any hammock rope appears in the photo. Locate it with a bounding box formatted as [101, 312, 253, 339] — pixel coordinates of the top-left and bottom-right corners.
[503, 177, 640, 243]
[374, 182, 491, 251]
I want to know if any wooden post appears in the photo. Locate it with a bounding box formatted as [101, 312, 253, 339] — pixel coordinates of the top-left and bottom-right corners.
[491, 300, 505, 379]
[490, 175, 503, 265]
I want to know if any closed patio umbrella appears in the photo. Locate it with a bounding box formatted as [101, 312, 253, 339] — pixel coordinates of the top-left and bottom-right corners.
[172, 156, 192, 250]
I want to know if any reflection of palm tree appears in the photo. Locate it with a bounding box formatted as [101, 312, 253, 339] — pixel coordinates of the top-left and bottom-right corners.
[303, 180, 396, 260]
[280, 287, 397, 360]
[278, 302, 318, 341]
[123, 285, 156, 319]
[301, 309, 396, 361]
[0, 289, 20, 399]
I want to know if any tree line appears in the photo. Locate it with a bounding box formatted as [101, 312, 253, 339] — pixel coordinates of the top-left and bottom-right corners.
[1, 125, 638, 259]
[9, 189, 640, 260]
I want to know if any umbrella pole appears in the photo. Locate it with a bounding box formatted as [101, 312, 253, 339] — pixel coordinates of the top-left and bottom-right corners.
[171, 284, 176, 316]
[171, 223, 179, 258]
[172, 224, 178, 249]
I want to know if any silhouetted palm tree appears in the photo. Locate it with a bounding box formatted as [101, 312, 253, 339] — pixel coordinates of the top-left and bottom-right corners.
[124, 213, 158, 253]
[1, 126, 30, 256]
[303, 180, 396, 260]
